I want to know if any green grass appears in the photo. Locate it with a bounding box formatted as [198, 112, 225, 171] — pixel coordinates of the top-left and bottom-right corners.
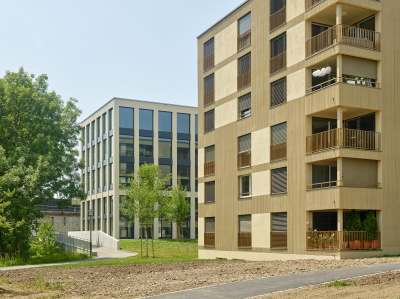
[0, 252, 89, 268]
[327, 280, 353, 287]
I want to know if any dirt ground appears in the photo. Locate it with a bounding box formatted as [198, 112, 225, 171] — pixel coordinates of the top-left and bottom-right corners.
[0, 257, 399, 298]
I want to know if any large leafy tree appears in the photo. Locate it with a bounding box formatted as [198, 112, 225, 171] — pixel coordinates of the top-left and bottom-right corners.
[0, 68, 85, 259]
[120, 163, 170, 257]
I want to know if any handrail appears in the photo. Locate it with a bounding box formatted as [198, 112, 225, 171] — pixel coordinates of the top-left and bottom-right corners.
[270, 51, 287, 74]
[203, 53, 214, 71]
[204, 161, 215, 176]
[306, 231, 381, 250]
[238, 150, 251, 168]
[306, 76, 380, 94]
[306, 180, 381, 189]
[238, 30, 251, 51]
[270, 6, 286, 32]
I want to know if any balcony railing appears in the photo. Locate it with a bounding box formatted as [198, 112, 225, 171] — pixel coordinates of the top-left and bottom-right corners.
[203, 53, 214, 71]
[270, 6, 286, 32]
[306, 24, 380, 57]
[305, 0, 326, 10]
[204, 89, 214, 106]
[306, 231, 381, 250]
[238, 232, 252, 247]
[306, 180, 381, 189]
[270, 51, 286, 74]
[204, 233, 215, 247]
[306, 76, 380, 94]
[270, 142, 287, 161]
[238, 30, 251, 51]
[204, 161, 215, 176]
[238, 70, 251, 90]
[270, 232, 287, 248]
[306, 128, 381, 153]
[238, 151, 251, 168]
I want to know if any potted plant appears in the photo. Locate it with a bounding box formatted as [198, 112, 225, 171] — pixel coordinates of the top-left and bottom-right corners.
[318, 233, 323, 249]
[346, 210, 362, 249]
[330, 232, 337, 249]
[362, 210, 379, 249]
[323, 232, 331, 249]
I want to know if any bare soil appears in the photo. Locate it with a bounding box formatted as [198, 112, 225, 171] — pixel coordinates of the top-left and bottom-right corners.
[0, 257, 399, 298]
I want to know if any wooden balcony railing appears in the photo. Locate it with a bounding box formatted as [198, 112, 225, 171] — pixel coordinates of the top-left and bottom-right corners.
[238, 70, 251, 90]
[305, 0, 326, 10]
[306, 128, 381, 153]
[270, 6, 286, 32]
[306, 24, 380, 57]
[238, 30, 251, 51]
[270, 232, 287, 248]
[270, 51, 286, 74]
[270, 142, 287, 161]
[306, 180, 381, 189]
[204, 89, 214, 106]
[238, 232, 252, 247]
[204, 161, 215, 176]
[238, 151, 251, 168]
[306, 231, 381, 250]
[204, 233, 215, 247]
[203, 53, 214, 71]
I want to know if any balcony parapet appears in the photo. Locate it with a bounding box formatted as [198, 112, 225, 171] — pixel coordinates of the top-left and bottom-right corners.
[306, 231, 381, 250]
[306, 180, 381, 190]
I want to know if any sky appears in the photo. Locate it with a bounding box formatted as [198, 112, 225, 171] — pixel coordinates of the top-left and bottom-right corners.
[0, 0, 245, 121]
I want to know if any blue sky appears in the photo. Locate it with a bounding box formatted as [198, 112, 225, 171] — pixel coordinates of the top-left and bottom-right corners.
[0, 0, 245, 120]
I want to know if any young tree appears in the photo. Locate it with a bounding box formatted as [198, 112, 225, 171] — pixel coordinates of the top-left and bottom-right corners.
[30, 221, 58, 259]
[120, 163, 170, 257]
[0, 68, 85, 259]
[165, 178, 190, 241]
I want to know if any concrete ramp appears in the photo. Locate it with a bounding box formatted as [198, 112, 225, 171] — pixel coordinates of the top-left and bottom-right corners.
[68, 231, 119, 250]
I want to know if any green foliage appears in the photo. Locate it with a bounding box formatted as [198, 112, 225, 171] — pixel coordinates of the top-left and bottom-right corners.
[346, 210, 362, 231]
[0, 68, 85, 259]
[0, 251, 88, 267]
[165, 178, 189, 240]
[362, 210, 379, 240]
[327, 280, 352, 287]
[30, 221, 58, 259]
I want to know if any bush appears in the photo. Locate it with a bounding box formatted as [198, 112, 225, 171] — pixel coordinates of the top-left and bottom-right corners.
[346, 210, 362, 231]
[30, 221, 58, 259]
[362, 210, 378, 240]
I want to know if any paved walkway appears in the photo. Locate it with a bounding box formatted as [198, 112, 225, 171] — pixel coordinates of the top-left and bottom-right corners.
[146, 262, 400, 299]
[0, 247, 137, 271]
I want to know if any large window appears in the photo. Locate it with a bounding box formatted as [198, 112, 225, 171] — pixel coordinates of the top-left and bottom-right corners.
[108, 108, 113, 130]
[139, 109, 153, 131]
[103, 166, 107, 189]
[96, 117, 101, 138]
[177, 165, 190, 190]
[270, 122, 287, 161]
[238, 12, 251, 50]
[205, 181, 215, 203]
[139, 137, 153, 157]
[91, 121, 95, 142]
[177, 140, 190, 160]
[204, 74, 215, 106]
[119, 162, 133, 186]
[204, 37, 215, 71]
[271, 167, 287, 194]
[119, 135, 134, 156]
[205, 145, 215, 163]
[109, 163, 113, 187]
[238, 134, 251, 168]
[102, 113, 106, 135]
[159, 138, 172, 159]
[158, 111, 172, 132]
[238, 53, 251, 90]
[239, 175, 252, 198]
[238, 215, 252, 247]
[109, 136, 113, 158]
[103, 138, 107, 161]
[271, 77, 287, 107]
[238, 93, 251, 119]
[271, 212, 287, 248]
[119, 107, 134, 129]
[159, 164, 172, 187]
[177, 113, 190, 134]
[204, 217, 215, 247]
[270, 33, 286, 74]
[204, 109, 215, 132]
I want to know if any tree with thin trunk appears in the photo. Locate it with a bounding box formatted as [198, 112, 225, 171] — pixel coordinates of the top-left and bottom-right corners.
[165, 178, 189, 241]
[120, 163, 170, 257]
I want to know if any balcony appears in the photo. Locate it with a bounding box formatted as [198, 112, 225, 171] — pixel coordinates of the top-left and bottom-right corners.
[306, 128, 381, 153]
[238, 232, 251, 248]
[270, 6, 286, 32]
[238, 30, 251, 51]
[204, 161, 215, 176]
[204, 233, 215, 247]
[306, 24, 380, 58]
[306, 231, 381, 250]
[270, 51, 286, 74]
[270, 142, 287, 161]
[238, 151, 251, 168]
[203, 53, 214, 72]
[238, 70, 251, 90]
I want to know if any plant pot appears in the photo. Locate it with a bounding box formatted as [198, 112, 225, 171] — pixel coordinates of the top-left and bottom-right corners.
[343, 241, 349, 249]
[363, 241, 371, 249]
[353, 240, 361, 249]
[313, 243, 318, 249]
[371, 240, 379, 249]
[318, 244, 323, 249]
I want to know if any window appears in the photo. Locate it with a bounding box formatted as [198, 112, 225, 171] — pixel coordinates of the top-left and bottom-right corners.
[238, 93, 251, 119]
[270, 33, 286, 74]
[82, 128, 85, 145]
[238, 12, 251, 50]
[239, 175, 252, 198]
[204, 109, 214, 132]
[109, 136, 113, 158]
[103, 197, 107, 216]
[108, 108, 113, 130]
[204, 217, 215, 246]
[271, 0, 286, 15]
[119, 135, 134, 156]
[177, 113, 190, 134]
[195, 115, 198, 135]
[103, 138, 107, 161]
[204, 37, 215, 71]
[97, 141, 100, 161]
[102, 113, 107, 135]
[271, 167, 287, 194]
[91, 121, 95, 142]
[97, 198, 101, 230]
[177, 140, 190, 160]
[158, 111, 172, 132]
[97, 168, 100, 191]
[205, 181, 215, 203]
[119, 107, 134, 129]
[177, 165, 190, 190]
[238, 53, 251, 90]
[109, 196, 113, 216]
[91, 170, 95, 193]
[270, 0, 286, 32]
[271, 77, 287, 107]
[109, 163, 113, 187]
[238, 134, 251, 168]
[119, 162, 133, 186]
[204, 145, 215, 176]
[139, 109, 153, 131]
[271, 212, 287, 248]
[204, 74, 214, 106]
[91, 146, 95, 165]
[271, 122, 287, 161]
[86, 125, 90, 144]
[159, 138, 172, 159]
[139, 137, 153, 157]
[238, 215, 252, 247]
[159, 164, 172, 187]
[96, 117, 101, 138]
[103, 166, 107, 189]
